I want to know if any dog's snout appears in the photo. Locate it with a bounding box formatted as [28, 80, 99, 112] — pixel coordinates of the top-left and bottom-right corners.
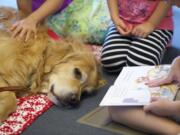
[67, 93, 79, 105]
[70, 93, 78, 102]
[49, 84, 79, 106]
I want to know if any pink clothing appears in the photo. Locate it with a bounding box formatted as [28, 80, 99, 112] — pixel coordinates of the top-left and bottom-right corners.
[118, 0, 173, 30]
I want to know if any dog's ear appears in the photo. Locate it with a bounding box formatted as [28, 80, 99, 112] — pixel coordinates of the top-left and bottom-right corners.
[44, 45, 76, 74]
[44, 45, 65, 73]
[94, 58, 106, 88]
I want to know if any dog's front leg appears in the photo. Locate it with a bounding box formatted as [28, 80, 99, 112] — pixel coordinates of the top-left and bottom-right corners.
[0, 91, 17, 123]
[37, 81, 49, 94]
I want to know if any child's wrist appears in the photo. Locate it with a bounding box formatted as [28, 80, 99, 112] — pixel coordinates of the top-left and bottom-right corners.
[28, 14, 39, 24]
[112, 16, 121, 23]
[146, 21, 156, 28]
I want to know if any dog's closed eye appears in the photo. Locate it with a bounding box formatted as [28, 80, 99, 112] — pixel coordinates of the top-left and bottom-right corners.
[74, 68, 82, 80]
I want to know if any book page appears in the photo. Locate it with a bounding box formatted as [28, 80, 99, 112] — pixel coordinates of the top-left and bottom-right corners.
[100, 65, 179, 106]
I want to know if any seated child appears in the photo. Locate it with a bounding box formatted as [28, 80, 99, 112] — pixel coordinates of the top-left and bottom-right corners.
[101, 0, 173, 73]
[107, 0, 180, 134]
[109, 56, 180, 134]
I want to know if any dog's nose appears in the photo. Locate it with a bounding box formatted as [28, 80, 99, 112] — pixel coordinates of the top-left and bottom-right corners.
[67, 93, 79, 105]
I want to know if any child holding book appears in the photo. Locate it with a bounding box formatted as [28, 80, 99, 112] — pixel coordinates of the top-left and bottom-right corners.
[108, 53, 180, 134]
[101, 0, 173, 73]
[107, 0, 180, 134]
[10, 0, 72, 41]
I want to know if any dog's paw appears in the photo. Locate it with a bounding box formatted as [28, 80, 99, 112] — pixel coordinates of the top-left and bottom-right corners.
[41, 88, 49, 93]
[0, 91, 17, 122]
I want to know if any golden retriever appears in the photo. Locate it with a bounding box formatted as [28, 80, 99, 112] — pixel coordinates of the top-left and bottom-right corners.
[0, 7, 105, 122]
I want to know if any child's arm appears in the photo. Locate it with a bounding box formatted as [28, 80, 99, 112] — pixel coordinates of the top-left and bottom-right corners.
[27, 0, 65, 26]
[107, 0, 131, 36]
[17, 0, 32, 14]
[11, 0, 65, 41]
[107, 0, 119, 23]
[132, 1, 171, 38]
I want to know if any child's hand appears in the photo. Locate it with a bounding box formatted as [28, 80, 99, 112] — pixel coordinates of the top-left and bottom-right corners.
[10, 17, 37, 42]
[144, 97, 175, 116]
[146, 56, 180, 87]
[131, 22, 155, 38]
[114, 18, 132, 36]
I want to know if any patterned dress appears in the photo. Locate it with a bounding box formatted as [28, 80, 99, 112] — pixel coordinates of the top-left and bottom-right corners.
[47, 0, 112, 45]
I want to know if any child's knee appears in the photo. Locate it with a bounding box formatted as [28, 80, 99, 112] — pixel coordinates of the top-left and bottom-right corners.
[108, 107, 127, 122]
[108, 107, 119, 121]
[100, 58, 123, 73]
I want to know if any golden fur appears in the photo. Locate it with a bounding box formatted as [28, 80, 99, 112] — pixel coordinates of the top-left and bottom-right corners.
[0, 7, 105, 122]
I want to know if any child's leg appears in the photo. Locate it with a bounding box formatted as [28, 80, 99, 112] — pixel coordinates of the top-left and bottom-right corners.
[101, 24, 131, 73]
[17, 0, 32, 14]
[127, 30, 173, 66]
[108, 107, 180, 134]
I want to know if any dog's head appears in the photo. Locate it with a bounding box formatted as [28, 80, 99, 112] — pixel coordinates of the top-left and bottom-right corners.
[43, 39, 105, 106]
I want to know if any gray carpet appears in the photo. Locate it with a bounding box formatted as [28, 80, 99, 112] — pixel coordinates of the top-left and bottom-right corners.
[21, 47, 180, 135]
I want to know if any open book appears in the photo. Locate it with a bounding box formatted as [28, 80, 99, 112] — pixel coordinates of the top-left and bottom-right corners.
[100, 65, 179, 106]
